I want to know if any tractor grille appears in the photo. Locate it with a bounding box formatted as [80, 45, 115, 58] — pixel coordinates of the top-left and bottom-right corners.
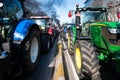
[102, 27, 120, 46]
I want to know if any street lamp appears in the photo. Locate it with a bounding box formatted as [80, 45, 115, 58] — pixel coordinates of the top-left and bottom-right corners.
[75, 4, 80, 27]
[67, 4, 81, 27]
[68, 4, 80, 18]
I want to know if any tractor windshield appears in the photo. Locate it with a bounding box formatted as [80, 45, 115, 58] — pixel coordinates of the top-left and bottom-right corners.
[81, 11, 107, 24]
[34, 18, 51, 28]
[34, 19, 46, 28]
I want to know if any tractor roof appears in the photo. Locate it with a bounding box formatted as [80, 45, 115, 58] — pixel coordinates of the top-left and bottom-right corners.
[77, 7, 109, 12]
[30, 16, 49, 19]
[64, 23, 75, 25]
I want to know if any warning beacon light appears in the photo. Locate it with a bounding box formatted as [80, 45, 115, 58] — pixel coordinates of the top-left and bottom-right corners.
[68, 10, 73, 18]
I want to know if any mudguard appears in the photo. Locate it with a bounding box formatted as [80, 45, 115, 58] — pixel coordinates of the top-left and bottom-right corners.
[13, 19, 36, 43]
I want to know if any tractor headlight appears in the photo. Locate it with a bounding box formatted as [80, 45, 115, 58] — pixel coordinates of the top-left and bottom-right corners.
[41, 26, 45, 30]
[76, 26, 80, 29]
[108, 28, 119, 34]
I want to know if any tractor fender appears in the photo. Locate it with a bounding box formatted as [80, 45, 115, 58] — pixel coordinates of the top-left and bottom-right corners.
[13, 19, 39, 43]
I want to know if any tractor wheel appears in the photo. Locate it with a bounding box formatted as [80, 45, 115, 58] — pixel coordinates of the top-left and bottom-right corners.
[20, 28, 41, 74]
[73, 40, 101, 80]
[68, 32, 71, 50]
[41, 35, 51, 53]
[68, 32, 74, 54]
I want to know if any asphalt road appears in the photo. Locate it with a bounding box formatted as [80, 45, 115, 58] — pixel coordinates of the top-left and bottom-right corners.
[100, 62, 120, 80]
[13, 37, 58, 80]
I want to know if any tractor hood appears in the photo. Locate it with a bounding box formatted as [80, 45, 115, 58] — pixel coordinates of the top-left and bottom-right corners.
[90, 21, 120, 53]
[90, 22, 120, 28]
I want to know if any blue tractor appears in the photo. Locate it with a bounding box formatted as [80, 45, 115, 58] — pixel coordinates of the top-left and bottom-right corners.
[0, 0, 42, 79]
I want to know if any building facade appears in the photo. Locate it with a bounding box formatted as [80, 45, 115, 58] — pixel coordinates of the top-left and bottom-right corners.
[84, 0, 93, 7]
[84, 0, 120, 22]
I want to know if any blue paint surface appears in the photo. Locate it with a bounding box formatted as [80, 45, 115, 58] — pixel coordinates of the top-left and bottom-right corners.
[13, 20, 35, 41]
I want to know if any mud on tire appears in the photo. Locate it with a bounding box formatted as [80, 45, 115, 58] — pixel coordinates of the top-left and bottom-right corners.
[72, 40, 101, 80]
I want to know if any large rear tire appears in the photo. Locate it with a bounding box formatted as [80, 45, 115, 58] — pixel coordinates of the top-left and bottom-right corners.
[41, 34, 51, 54]
[67, 32, 71, 50]
[68, 32, 74, 54]
[20, 28, 41, 74]
[73, 40, 101, 80]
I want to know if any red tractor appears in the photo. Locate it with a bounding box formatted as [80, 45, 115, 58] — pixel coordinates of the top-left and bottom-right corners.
[30, 16, 58, 53]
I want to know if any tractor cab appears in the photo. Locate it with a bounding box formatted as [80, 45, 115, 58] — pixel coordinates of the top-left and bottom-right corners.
[30, 16, 53, 35]
[79, 8, 108, 23]
[68, 4, 109, 39]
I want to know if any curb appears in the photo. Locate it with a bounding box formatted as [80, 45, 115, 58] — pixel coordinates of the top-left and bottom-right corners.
[62, 39, 79, 80]
[53, 40, 65, 80]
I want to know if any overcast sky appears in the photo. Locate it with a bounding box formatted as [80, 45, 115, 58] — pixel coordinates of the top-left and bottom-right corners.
[35, 0, 85, 24]
[25, 0, 85, 24]
[55, 0, 85, 24]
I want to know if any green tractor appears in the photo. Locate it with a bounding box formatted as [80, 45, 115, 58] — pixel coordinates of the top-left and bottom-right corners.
[68, 4, 120, 80]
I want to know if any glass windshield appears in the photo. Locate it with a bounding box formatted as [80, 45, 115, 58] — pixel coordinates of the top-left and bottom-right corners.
[34, 19, 46, 27]
[32, 18, 50, 28]
[81, 11, 106, 24]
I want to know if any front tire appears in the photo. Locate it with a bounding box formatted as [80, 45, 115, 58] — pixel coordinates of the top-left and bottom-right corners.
[73, 40, 101, 80]
[20, 28, 41, 74]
